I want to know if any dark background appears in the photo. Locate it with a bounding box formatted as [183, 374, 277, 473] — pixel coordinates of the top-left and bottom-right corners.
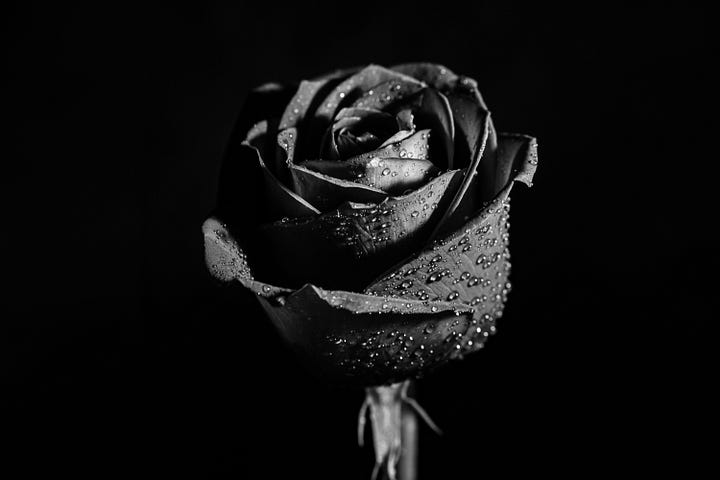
[3, 2, 716, 477]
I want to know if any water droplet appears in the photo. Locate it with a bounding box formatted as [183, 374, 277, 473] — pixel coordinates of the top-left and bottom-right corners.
[262, 285, 271, 293]
[381, 167, 391, 176]
[430, 305, 439, 313]
[447, 291, 460, 301]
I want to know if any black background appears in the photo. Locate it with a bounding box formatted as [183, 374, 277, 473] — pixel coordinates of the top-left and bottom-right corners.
[4, 2, 716, 477]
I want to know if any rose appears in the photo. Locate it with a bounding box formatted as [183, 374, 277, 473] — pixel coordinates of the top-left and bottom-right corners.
[203, 63, 538, 386]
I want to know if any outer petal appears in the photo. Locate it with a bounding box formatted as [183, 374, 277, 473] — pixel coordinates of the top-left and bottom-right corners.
[279, 68, 357, 130]
[235, 82, 298, 141]
[365, 139, 539, 358]
[348, 79, 425, 111]
[251, 170, 464, 291]
[365, 186, 514, 359]
[391, 63, 458, 92]
[202, 217, 478, 386]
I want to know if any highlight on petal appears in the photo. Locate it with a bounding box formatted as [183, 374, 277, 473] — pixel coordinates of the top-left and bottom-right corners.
[348, 129, 432, 163]
[252, 170, 464, 291]
[301, 156, 438, 195]
[289, 164, 389, 211]
[203, 216, 484, 386]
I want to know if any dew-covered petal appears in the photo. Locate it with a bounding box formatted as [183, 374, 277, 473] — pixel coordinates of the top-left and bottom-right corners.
[301, 157, 438, 195]
[203, 216, 483, 386]
[347, 129, 432, 163]
[314, 65, 426, 125]
[391, 63, 458, 92]
[365, 185, 519, 360]
[252, 170, 463, 291]
[279, 68, 358, 130]
[284, 129, 439, 210]
[277, 126, 395, 211]
[202, 217, 293, 297]
[348, 79, 425, 111]
[289, 164, 389, 211]
[255, 285, 477, 385]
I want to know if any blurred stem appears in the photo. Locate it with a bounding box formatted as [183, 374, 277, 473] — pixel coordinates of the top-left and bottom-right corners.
[365, 380, 418, 480]
[399, 384, 418, 480]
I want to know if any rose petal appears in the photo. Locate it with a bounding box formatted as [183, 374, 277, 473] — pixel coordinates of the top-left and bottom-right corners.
[391, 63, 458, 92]
[314, 65, 426, 125]
[348, 79, 425, 111]
[289, 164, 389, 211]
[412, 88, 455, 170]
[347, 129, 432, 163]
[380, 129, 414, 147]
[364, 185, 516, 360]
[236, 82, 298, 139]
[243, 142, 320, 219]
[491, 133, 538, 191]
[203, 216, 479, 386]
[395, 110, 415, 131]
[325, 108, 397, 159]
[279, 68, 357, 130]
[428, 80, 494, 237]
[215, 120, 318, 226]
[252, 170, 463, 291]
[301, 157, 438, 195]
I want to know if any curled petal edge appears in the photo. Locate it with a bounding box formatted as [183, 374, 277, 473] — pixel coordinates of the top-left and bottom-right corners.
[202, 217, 475, 317]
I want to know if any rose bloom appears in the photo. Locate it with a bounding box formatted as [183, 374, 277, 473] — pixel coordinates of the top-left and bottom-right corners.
[203, 63, 538, 386]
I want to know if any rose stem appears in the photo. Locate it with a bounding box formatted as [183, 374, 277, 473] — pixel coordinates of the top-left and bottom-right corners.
[399, 383, 418, 480]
